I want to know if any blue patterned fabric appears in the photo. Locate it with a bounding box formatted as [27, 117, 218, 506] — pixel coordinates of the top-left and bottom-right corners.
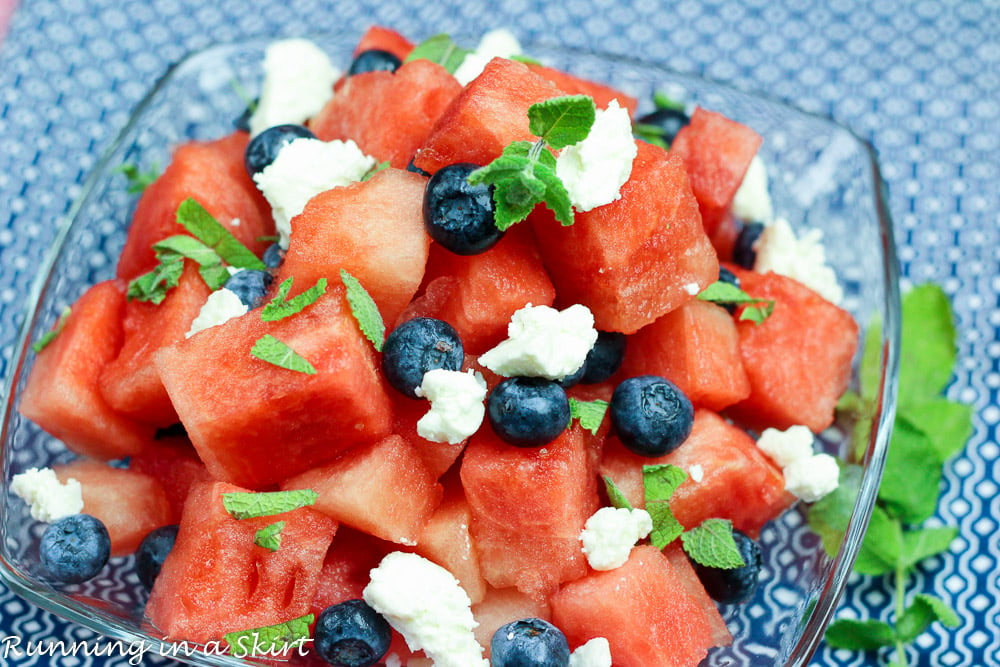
[1, 1, 997, 665]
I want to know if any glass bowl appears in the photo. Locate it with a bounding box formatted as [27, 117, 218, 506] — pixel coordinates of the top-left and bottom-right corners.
[0, 31, 899, 667]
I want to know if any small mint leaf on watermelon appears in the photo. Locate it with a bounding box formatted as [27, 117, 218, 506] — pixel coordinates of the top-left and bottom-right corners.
[253, 521, 285, 552]
[632, 122, 669, 149]
[127, 251, 185, 304]
[152, 234, 229, 290]
[643, 464, 687, 549]
[569, 398, 609, 435]
[250, 334, 317, 375]
[224, 613, 313, 657]
[31, 306, 72, 353]
[680, 518, 746, 569]
[653, 91, 686, 111]
[697, 280, 774, 324]
[176, 198, 267, 271]
[405, 34, 472, 74]
[527, 95, 596, 150]
[115, 162, 159, 194]
[602, 475, 633, 511]
[340, 269, 386, 351]
[362, 160, 391, 182]
[824, 618, 897, 650]
[261, 277, 328, 322]
[222, 489, 319, 520]
[509, 53, 543, 66]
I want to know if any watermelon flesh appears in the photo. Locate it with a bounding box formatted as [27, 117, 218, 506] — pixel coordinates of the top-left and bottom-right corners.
[128, 435, 213, 522]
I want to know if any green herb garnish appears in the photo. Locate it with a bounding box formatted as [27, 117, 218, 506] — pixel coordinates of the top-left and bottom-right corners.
[652, 91, 686, 111]
[697, 280, 775, 324]
[643, 464, 687, 549]
[254, 521, 286, 552]
[680, 518, 746, 569]
[250, 335, 317, 375]
[509, 53, 543, 66]
[632, 122, 670, 149]
[405, 33, 472, 74]
[222, 489, 319, 520]
[176, 198, 267, 271]
[31, 306, 71, 353]
[568, 398, 609, 435]
[602, 475, 633, 510]
[126, 251, 185, 304]
[362, 161, 391, 182]
[151, 235, 230, 290]
[116, 162, 160, 194]
[224, 614, 313, 658]
[261, 277, 327, 322]
[340, 269, 385, 351]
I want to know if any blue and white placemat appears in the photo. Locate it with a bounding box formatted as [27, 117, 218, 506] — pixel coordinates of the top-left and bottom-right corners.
[1, 1, 997, 665]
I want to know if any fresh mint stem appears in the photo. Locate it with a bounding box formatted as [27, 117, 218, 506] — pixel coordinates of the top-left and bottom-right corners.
[894, 562, 908, 667]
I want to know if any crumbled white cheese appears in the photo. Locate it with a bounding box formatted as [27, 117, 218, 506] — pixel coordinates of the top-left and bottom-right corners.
[683, 282, 700, 296]
[753, 217, 844, 305]
[11, 467, 83, 522]
[756, 425, 815, 469]
[249, 38, 339, 137]
[185, 288, 248, 338]
[253, 137, 376, 249]
[478, 304, 598, 381]
[732, 154, 774, 222]
[689, 464, 705, 483]
[556, 100, 638, 212]
[784, 452, 840, 503]
[579, 506, 653, 571]
[570, 637, 613, 667]
[453, 28, 522, 86]
[384, 655, 402, 667]
[414, 369, 487, 444]
[363, 552, 488, 667]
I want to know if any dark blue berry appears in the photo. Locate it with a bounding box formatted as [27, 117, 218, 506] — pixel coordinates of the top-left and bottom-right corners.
[314, 599, 392, 667]
[225, 269, 273, 308]
[717, 266, 741, 314]
[557, 362, 587, 389]
[610, 375, 694, 457]
[635, 107, 690, 146]
[262, 243, 285, 269]
[382, 317, 464, 398]
[733, 221, 765, 269]
[423, 163, 504, 256]
[39, 514, 111, 583]
[487, 377, 570, 448]
[406, 159, 430, 177]
[244, 124, 315, 176]
[348, 49, 402, 76]
[693, 530, 762, 604]
[136, 524, 179, 591]
[580, 331, 626, 384]
[490, 618, 570, 667]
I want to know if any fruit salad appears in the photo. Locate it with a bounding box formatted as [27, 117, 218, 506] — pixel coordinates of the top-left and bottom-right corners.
[13, 25, 860, 667]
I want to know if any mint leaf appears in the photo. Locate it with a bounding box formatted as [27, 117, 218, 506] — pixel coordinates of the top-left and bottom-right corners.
[900, 399, 974, 464]
[176, 198, 267, 271]
[31, 306, 71, 353]
[362, 161, 390, 182]
[405, 33, 471, 74]
[853, 505, 903, 576]
[807, 462, 863, 558]
[681, 518, 746, 569]
[697, 281, 774, 323]
[632, 122, 670, 149]
[568, 398, 608, 435]
[261, 277, 327, 322]
[532, 156, 574, 225]
[653, 91, 686, 111]
[825, 618, 897, 650]
[897, 594, 960, 643]
[898, 284, 956, 404]
[340, 269, 385, 351]
[254, 521, 285, 552]
[127, 251, 185, 303]
[510, 53, 542, 66]
[900, 526, 957, 570]
[224, 614, 313, 658]
[250, 335, 317, 375]
[527, 95, 596, 150]
[602, 475, 633, 510]
[116, 162, 159, 194]
[643, 464, 687, 549]
[878, 419, 941, 524]
[152, 235, 229, 290]
[222, 489, 319, 520]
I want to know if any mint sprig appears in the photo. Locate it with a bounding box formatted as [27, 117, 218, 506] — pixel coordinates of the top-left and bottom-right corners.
[697, 280, 774, 324]
[176, 198, 266, 271]
[116, 162, 159, 194]
[405, 33, 471, 74]
[250, 335, 317, 374]
[340, 269, 385, 351]
[261, 277, 327, 322]
[568, 398, 609, 435]
[224, 614, 313, 658]
[528, 95, 596, 150]
[254, 521, 285, 552]
[643, 464, 687, 549]
[222, 489, 319, 520]
[31, 306, 71, 353]
[127, 251, 185, 303]
[152, 235, 231, 291]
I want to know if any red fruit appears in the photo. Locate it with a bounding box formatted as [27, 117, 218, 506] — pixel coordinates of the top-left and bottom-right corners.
[129, 436, 214, 522]
[19, 280, 154, 459]
[390, 393, 466, 479]
[353, 25, 415, 60]
[472, 586, 552, 659]
[525, 62, 638, 116]
[310, 526, 396, 613]
[416, 495, 487, 604]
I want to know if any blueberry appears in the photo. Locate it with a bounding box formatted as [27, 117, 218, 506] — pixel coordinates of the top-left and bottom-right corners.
[135, 524, 179, 591]
[423, 163, 504, 256]
[244, 124, 315, 176]
[262, 243, 285, 269]
[382, 317, 464, 398]
[635, 107, 690, 146]
[488, 377, 571, 448]
[348, 49, 402, 76]
[693, 530, 762, 604]
[557, 362, 587, 389]
[580, 331, 626, 384]
[490, 618, 570, 667]
[406, 159, 430, 177]
[733, 221, 765, 270]
[314, 599, 392, 667]
[610, 375, 694, 457]
[717, 266, 741, 314]
[225, 269, 273, 308]
[39, 514, 111, 584]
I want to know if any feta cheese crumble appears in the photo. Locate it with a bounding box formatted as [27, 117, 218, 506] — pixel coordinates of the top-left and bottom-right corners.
[253, 137, 376, 248]
[363, 552, 488, 667]
[756, 425, 839, 502]
[732, 154, 774, 222]
[753, 217, 844, 305]
[249, 38, 339, 137]
[556, 100, 637, 212]
[478, 304, 598, 381]
[689, 464, 705, 483]
[579, 506, 653, 571]
[185, 288, 248, 338]
[683, 282, 700, 296]
[414, 369, 487, 444]
[453, 28, 522, 86]
[756, 425, 816, 469]
[570, 637, 613, 667]
[11, 467, 83, 522]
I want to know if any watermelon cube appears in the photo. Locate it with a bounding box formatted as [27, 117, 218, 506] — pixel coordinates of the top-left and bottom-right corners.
[128, 435, 214, 522]
[352, 25, 415, 60]
[472, 586, 552, 659]
[525, 62, 638, 116]
[389, 393, 466, 479]
[415, 495, 487, 604]
[310, 525, 396, 614]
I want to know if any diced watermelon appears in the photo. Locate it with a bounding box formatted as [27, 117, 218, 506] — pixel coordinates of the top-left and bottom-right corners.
[709, 213, 741, 262]
[275, 168, 429, 327]
[282, 435, 443, 546]
[54, 460, 173, 557]
[311, 59, 463, 169]
[116, 132, 274, 280]
[99, 261, 211, 427]
[154, 287, 393, 489]
[531, 142, 719, 333]
[415, 495, 487, 604]
[389, 393, 466, 479]
[726, 268, 859, 433]
[525, 62, 638, 116]
[310, 526, 395, 613]
[621, 299, 750, 412]
[472, 586, 552, 659]
[412, 57, 563, 174]
[129, 435, 214, 522]
[670, 108, 763, 235]
[19, 280, 154, 459]
[353, 25, 415, 60]
[550, 544, 730, 667]
[145, 480, 336, 644]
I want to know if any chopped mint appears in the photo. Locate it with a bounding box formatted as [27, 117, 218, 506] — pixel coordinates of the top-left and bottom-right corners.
[405, 33, 471, 74]
[602, 475, 633, 510]
[697, 280, 774, 324]
[31, 306, 71, 353]
[116, 162, 159, 194]
[257, 234, 280, 243]
[222, 489, 319, 520]
[261, 277, 327, 322]
[127, 251, 184, 303]
[224, 613, 313, 658]
[362, 160, 391, 182]
[527, 94, 596, 150]
[680, 518, 745, 569]
[568, 398, 609, 435]
[152, 234, 230, 290]
[643, 464, 687, 549]
[631, 122, 670, 149]
[250, 335, 317, 375]
[509, 53, 543, 66]
[340, 269, 385, 351]
[254, 521, 285, 552]
[652, 91, 686, 111]
[176, 198, 267, 271]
